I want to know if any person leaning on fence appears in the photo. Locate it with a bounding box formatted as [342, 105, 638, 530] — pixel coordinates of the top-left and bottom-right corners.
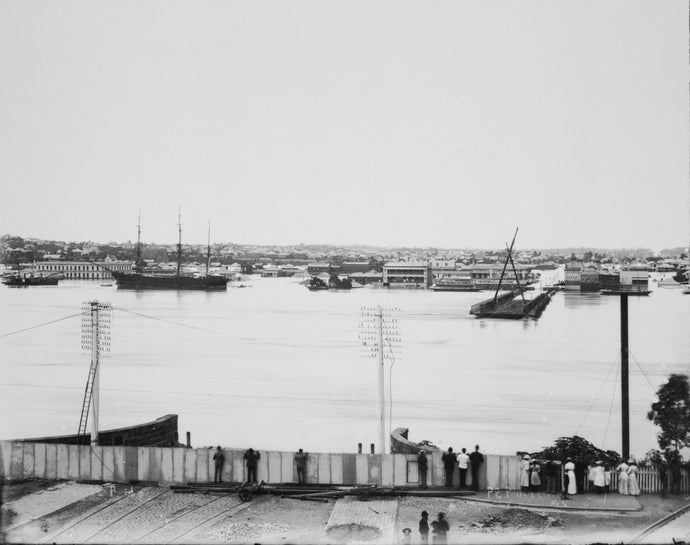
[417, 449, 428, 489]
[212, 446, 225, 483]
[295, 448, 308, 484]
[469, 445, 484, 491]
[617, 459, 629, 495]
[544, 460, 558, 494]
[627, 459, 641, 496]
[243, 447, 260, 483]
[442, 448, 455, 488]
[593, 461, 606, 494]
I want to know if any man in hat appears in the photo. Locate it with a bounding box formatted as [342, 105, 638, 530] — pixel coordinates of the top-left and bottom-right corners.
[417, 449, 428, 489]
[212, 446, 225, 483]
[469, 445, 484, 491]
[243, 447, 260, 483]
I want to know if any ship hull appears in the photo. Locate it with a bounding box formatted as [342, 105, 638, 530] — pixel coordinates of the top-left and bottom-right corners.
[2, 275, 59, 287]
[112, 272, 228, 290]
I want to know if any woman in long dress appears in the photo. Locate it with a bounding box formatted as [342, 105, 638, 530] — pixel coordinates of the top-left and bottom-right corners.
[617, 460, 629, 495]
[593, 461, 606, 494]
[564, 458, 577, 495]
[520, 455, 531, 491]
[627, 460, 641, 496]
[530, 460, 542, 492]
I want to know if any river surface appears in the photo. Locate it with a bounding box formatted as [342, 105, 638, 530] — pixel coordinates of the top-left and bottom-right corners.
[1, 275, 688, 458]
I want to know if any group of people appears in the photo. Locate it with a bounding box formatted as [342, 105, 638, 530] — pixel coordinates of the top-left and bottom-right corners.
[426, 445, 484, 490]
[213, 446, 309, 484]
[518, 455, 643, 498]
[401, 511, 449, 544]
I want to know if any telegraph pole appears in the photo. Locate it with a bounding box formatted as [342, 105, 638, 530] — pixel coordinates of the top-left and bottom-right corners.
[620, 294, 630, 460]
[79, 300, 111, 445]
[359, 306, 400, 454]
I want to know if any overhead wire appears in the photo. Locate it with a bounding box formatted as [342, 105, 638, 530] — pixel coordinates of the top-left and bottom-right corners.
[0, 312, 84, 339]
[602, 358, 620, 450]
[574, 353, 619, 435]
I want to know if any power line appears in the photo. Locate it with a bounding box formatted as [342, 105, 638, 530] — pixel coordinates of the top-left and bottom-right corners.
[0, 312, 84, 339]
[602, 359, 620, 450]
[112, 306, 223, 335]
[575, 354, 619, 435]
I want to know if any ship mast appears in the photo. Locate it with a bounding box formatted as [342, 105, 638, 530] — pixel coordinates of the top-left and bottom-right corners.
[176, 207, 182, 278]
[135, 210, 142, 273]
[206, 221, 211, 277]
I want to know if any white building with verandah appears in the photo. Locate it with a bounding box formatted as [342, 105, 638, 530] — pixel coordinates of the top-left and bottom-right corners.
[34, 259, 132, 280]
[383, 261, 432, 288]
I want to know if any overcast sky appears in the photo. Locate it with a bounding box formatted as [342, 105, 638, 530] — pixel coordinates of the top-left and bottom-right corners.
[1, 0, 687, 250]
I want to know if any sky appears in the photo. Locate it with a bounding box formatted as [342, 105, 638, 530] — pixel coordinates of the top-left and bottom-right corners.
[0, 0, 688, 250]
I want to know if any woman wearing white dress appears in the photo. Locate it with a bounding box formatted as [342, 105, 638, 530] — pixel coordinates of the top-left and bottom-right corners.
[617, 460, 629, 495]
[520, 455, 531, 491]
[593, 461, 606, 494]
[564, 458, 577, 495]
[627, 460, 641, 496]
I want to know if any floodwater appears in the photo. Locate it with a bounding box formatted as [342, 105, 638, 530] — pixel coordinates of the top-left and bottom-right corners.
[1, 275, 688, 458]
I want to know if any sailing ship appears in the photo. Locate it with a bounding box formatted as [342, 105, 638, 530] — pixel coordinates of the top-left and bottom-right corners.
[111, 212, 229, 291]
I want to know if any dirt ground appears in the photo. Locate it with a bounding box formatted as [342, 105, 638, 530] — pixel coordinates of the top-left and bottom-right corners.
[2, 480, 689, 544]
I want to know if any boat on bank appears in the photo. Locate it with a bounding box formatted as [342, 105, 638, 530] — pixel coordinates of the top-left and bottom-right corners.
[111, 212, 229, 291]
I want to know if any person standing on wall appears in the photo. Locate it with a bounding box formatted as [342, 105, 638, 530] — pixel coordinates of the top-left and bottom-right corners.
[417, 449, 428, 489]
[442, 448, 455, 488]
[212, 446, 225, 483]
[243, 447, 260, 483]
[469, 445, 484, 491]
[456, 447, 469, 490]
[295, 448, 308, 484]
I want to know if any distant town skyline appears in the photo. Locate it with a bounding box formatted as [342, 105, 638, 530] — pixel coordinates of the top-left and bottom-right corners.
[1, 1, 688, 251]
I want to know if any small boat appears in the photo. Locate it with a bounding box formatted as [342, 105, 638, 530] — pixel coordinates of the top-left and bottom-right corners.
[600, 289, 651, 296]
[100, 283, 113, 287]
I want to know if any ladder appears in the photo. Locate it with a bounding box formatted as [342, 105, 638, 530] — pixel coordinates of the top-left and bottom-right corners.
[77, 358, 98, 440]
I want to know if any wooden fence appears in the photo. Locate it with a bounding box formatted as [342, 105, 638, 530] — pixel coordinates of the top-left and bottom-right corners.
[1, 441, 687, 494]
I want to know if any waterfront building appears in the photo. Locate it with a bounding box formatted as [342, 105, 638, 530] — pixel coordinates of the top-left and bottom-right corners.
[599, 272, 620, 290]
[339, 262, 371, 274]
[35, 259, 132, 280]
[620, 270, 649, 291]
[580, 267, 601, 292]
[564, 260, 583, 289]
[347, 270, 383, 285]
[307, 262, 333, 275]
[382, 262, 432, 288]
[465, 264, 536, 290]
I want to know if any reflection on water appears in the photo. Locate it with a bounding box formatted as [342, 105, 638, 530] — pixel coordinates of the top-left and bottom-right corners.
[1, 277, 688, 457]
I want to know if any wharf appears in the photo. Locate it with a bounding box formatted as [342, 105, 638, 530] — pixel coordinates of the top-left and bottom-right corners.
[470, 289, 556, 319]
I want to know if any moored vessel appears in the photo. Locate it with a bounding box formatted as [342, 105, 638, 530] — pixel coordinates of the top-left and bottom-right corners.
[112, 211, 229, 291]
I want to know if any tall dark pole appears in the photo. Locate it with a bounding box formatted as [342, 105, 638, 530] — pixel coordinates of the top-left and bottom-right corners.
[620, 294, 630, 460]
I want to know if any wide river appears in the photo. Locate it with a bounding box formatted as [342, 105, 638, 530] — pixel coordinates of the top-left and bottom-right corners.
[1, 275, 688, 459]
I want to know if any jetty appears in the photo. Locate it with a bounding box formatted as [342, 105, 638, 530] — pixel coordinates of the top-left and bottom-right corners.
[469, 228, 556, 319]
